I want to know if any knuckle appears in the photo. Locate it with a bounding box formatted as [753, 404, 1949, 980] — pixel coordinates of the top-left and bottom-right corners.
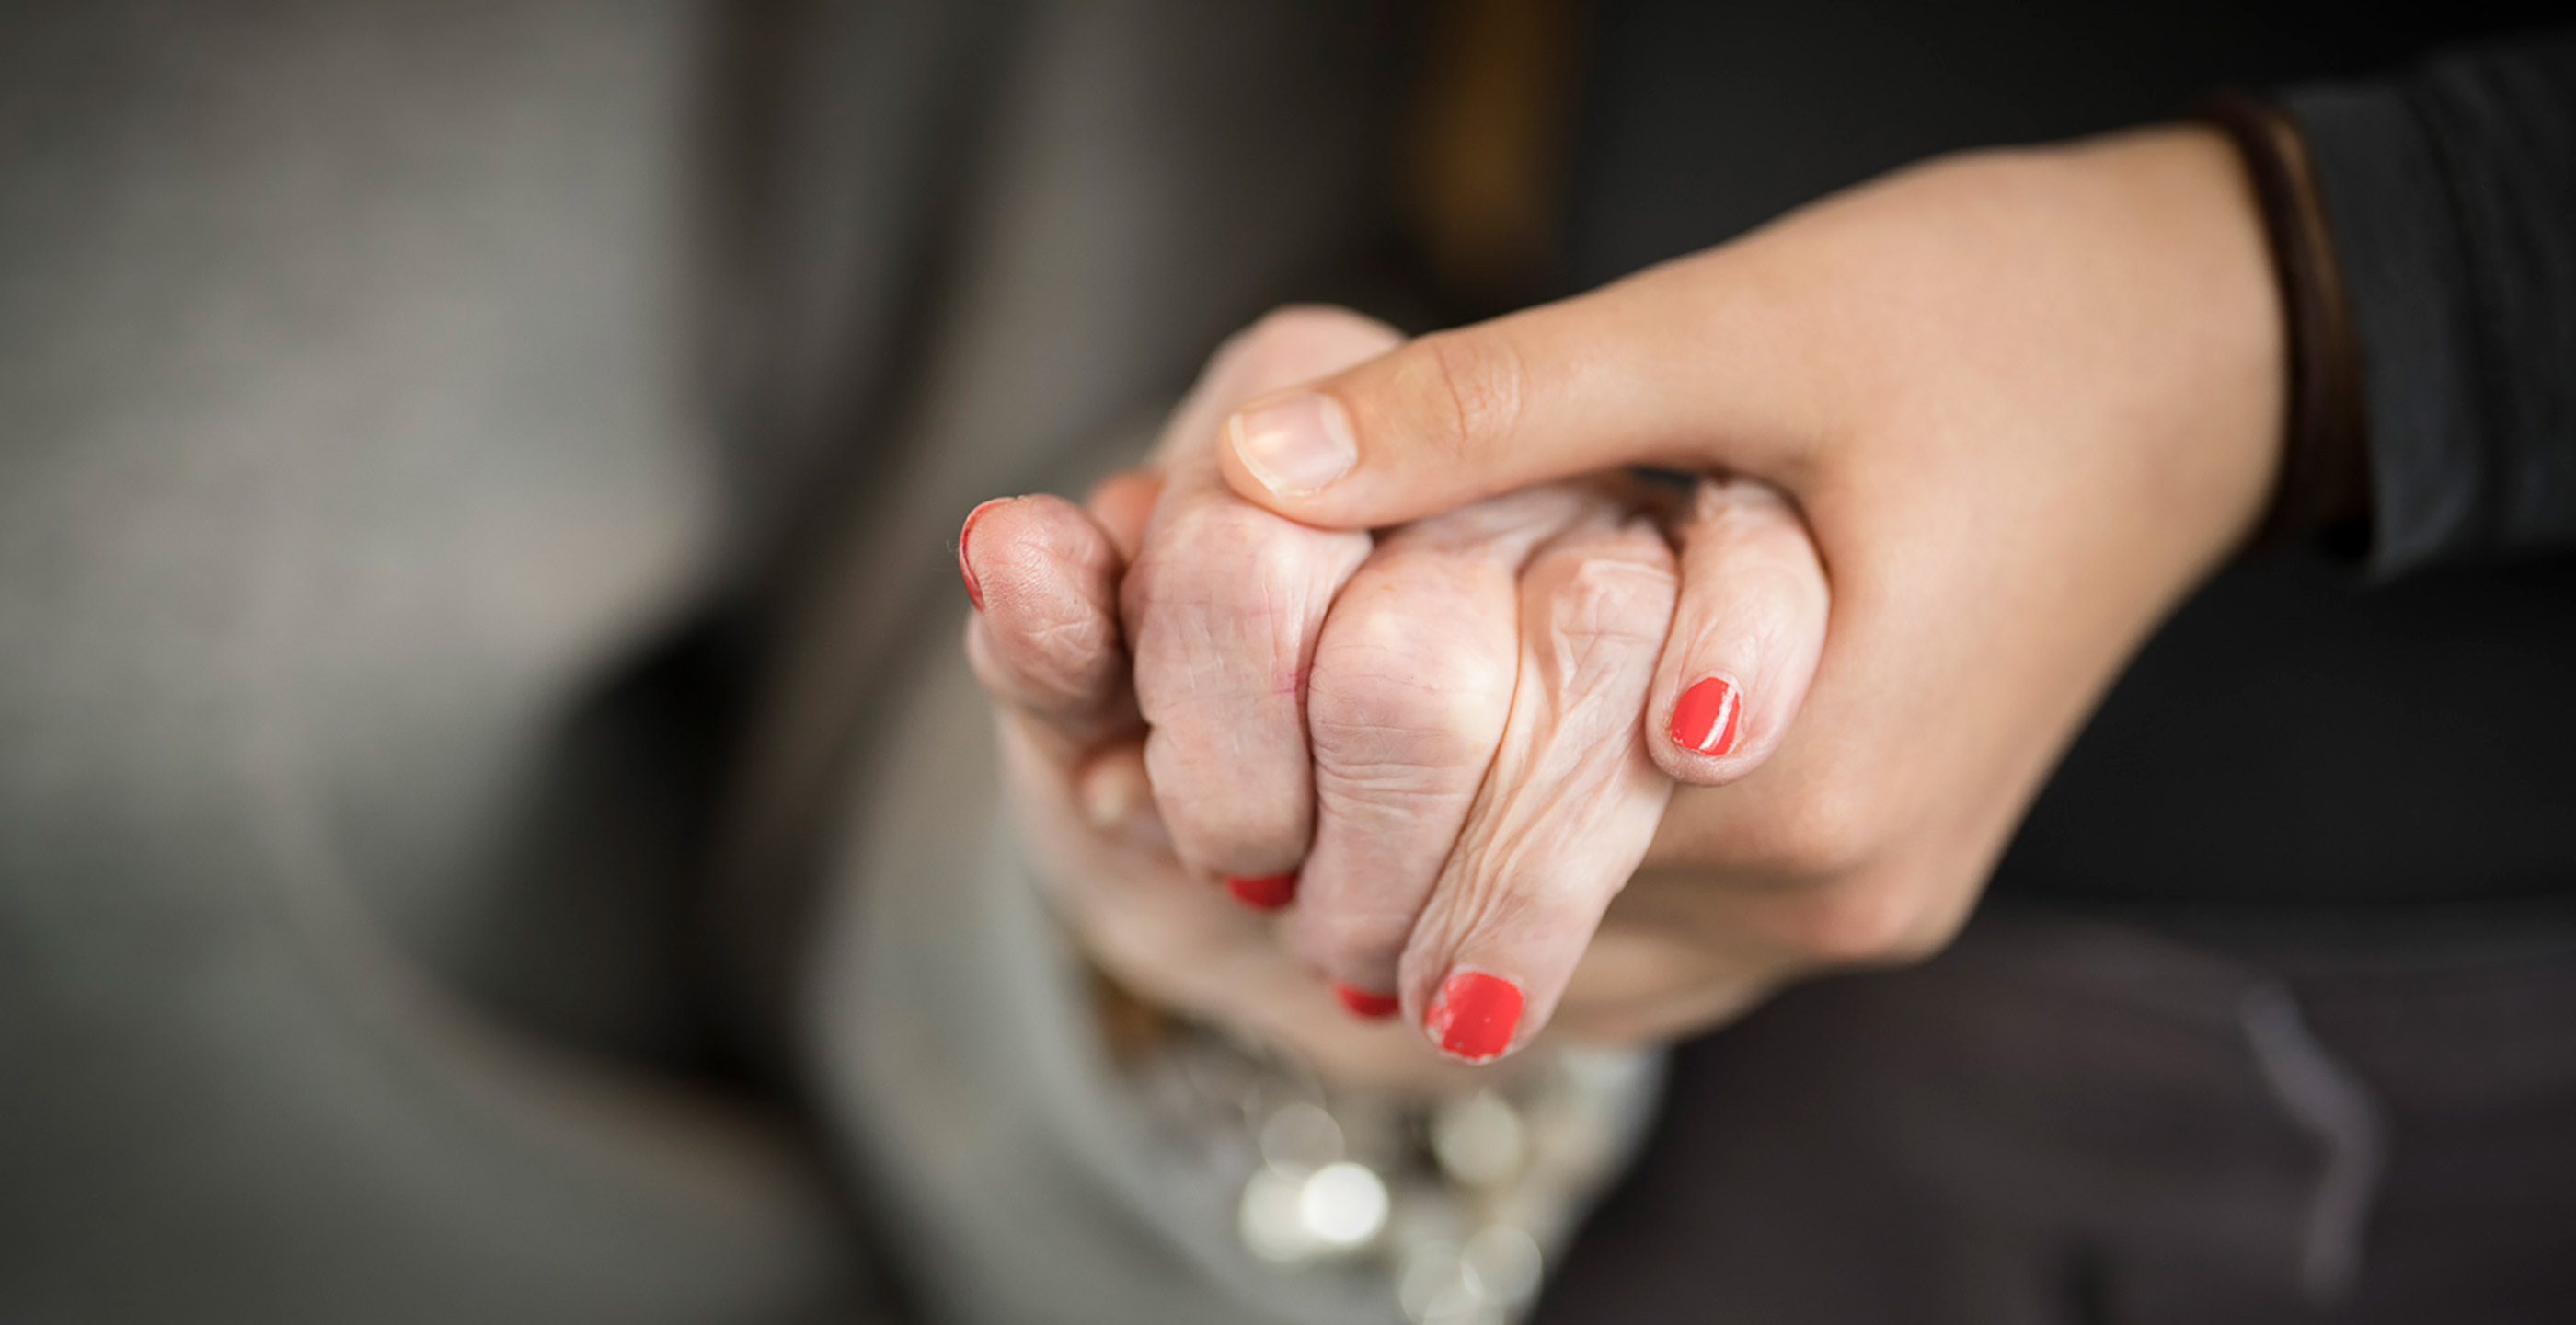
[1689, 476, 1799, 531]
[1131, 508, 1339, 685]
[1744, 780, 1882, 879]
[1531, 557, 1679, 697]
[1776, 881, 1926, 966]
[1547, 556, 1678, 646]
[1400, 329, 1527, 468]
[1311, 621, 1512, 777]
[1150, 499, 1285, 580]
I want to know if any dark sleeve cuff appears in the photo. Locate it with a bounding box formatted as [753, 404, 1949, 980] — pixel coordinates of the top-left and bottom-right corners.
[2281, 32, 2576, 576]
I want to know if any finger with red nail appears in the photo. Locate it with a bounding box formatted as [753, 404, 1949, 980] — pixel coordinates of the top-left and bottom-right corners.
[960, 494, 1141, 760]
[1645, 478, 1830, 787]
[1398, 510, 1680, 1063]
[1294, 484, 1607, 1007]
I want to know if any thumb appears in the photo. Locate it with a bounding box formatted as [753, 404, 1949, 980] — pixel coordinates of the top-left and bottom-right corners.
[1214, 262, 1815, 529]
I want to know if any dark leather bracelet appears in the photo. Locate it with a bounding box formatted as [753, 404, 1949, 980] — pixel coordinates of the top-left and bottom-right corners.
[2195, 92, 2373, 556]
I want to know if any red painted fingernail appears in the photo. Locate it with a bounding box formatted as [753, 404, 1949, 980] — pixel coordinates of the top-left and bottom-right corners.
[1225, 872, 1297, 910]
[1333, 984, 1400, 1020]
[958, 498, 1006, 611]
[1669, 676, 1742, 756]
[1425, 971, 1523, 1063]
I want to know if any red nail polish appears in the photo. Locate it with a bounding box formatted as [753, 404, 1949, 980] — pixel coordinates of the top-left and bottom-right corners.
[1333, 984, 1400, 1020]
[1225, 872, 1297, 910]
[958, 498, 1006, 611]
[1669, 676, 1742, 756]
[1425, 971, 1523, 1063]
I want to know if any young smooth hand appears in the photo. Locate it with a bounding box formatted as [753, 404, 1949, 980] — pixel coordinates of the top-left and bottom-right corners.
[1215, 127, 2284, 1043]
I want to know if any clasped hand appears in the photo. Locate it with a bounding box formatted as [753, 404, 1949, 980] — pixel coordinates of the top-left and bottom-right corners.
[961, 129, 2283, 1086]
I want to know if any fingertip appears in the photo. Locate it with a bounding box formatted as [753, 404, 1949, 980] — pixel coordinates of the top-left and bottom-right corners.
[1332, 983, 1400, 1020]
[961, 493, 1137, 743]
[962, 493, 1121, 616]
[1654, 673, 1756, 786]
[1214, 305, 1707, 536]
[1214, 391, 1399, 532]
[1224, 871, 1298, 911]
[1075, 743, 1156, 839]
[1670, 676, 1743, 756]
[1650, 476, 1830, 787]
[1225, 390, 1358, 500]
[1424, 969, 1524, 1064]
[958, 496, 1013, 611]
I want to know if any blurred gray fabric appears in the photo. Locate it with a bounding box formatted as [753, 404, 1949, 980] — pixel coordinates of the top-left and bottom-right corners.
[0, 2, 879, 1319]
[0, 0, 1412, 1319]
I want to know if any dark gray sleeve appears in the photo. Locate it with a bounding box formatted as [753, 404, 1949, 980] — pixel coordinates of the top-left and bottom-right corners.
[2283, 31, 2576, 575]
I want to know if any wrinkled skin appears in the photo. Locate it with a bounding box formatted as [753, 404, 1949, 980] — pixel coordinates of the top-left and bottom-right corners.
[972, 123, 2283, 1079]
[964, 308, 1828, 1078]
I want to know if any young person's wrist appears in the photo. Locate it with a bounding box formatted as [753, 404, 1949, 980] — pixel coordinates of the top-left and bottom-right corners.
[2194, 93, 2373, 557]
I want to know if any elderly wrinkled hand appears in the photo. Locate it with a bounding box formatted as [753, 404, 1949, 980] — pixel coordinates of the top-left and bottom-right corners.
[960, 307, 1827, 1075]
